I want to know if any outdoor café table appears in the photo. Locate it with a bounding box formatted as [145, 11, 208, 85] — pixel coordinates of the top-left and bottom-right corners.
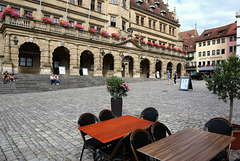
[138, 128, 235, 161]
[78, 115, 153, 143]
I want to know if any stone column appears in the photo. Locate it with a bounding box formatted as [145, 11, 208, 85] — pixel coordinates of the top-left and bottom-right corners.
[133, 55, 140, 78]
[2, 34, 13, 72]
[92, 47, 103, 77]
[124, 62, 129, 78]
[40, 39, 51, 74]
[161, 60, 167, 79]
[68, 44, 79, 75]
[113, 51, 122, 77]
[149, 57, 155, 78]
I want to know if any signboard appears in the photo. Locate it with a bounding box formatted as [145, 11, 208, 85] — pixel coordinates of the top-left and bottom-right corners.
[82, 68, 88, 76]
[179, 77, 193, 91]
[59, 66, 66, 75]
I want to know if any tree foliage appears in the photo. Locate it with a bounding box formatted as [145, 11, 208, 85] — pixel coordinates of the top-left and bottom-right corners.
[205, 55, 240, 122]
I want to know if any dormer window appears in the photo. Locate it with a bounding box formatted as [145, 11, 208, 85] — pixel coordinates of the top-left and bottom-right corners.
[149, 5, 155, 9]
[204, 33, 211, 37]
[160, 10, 166, 16]
[155, 1, 160, 5]
[218, 30, 224, 35]
[136, 0, 143, 3]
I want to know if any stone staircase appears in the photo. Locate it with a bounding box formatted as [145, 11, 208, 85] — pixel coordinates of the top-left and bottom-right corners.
[0, 74, 159, 95]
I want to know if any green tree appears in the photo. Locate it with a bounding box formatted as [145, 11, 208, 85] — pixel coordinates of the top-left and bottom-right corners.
[205, 55, 240, 122]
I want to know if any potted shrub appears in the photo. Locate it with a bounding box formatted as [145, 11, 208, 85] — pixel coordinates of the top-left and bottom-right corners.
[106, 76, 131, 117]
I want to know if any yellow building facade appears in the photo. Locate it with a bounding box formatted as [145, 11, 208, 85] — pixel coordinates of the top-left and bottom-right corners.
[0, 0, 185, 78]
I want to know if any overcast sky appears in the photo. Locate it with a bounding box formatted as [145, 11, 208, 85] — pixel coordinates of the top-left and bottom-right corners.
[165, 0, 239, 35]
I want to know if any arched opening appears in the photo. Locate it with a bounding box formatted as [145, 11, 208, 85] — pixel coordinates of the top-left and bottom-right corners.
[80, 50, 94, 76]
[103, 54, 114, 77]
[167, 62, 173, 79]
[155, 60, 162, 78]
[177, 63, 182, 78]
[52, 47, 70, 75]
[18, 42, 41, 74]
[140, 59, 150, 78]
[122, 56, 134, 78]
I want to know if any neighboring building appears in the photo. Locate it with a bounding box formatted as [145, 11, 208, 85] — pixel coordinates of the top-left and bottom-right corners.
[195, 22, 236, 72]
[0, 0, 185, 79]
[236, 10, 240, 56]
[179, 29, 199, 76]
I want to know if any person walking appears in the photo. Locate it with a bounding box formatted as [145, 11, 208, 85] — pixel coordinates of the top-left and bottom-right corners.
[173, 71, 178, 85]
[166, 70, 170, 85]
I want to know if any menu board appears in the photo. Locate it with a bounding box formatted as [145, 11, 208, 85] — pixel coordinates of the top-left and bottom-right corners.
[179, 77, 193, 91]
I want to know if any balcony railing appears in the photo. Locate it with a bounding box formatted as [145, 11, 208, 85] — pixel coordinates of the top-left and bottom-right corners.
[1, 15, 186, 58]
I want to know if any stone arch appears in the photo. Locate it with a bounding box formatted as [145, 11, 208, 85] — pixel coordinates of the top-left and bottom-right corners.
[155, 60, 162, 78]
[18, 42, 41, 74]
[140, 58, 150, 78]
[122, 56, 134, 78]
[167, 62, 173, 79]
[52, 46, 70, 75]
[80, 50, 94, 76]
[103, 54, 114, 77]
[177, 63, 182, 78]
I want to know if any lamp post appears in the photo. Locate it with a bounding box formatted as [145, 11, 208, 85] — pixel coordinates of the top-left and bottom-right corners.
[14, 36, 18, 45]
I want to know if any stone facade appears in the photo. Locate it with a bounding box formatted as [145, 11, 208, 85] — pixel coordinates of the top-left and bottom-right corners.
[0, 0, 186, 79]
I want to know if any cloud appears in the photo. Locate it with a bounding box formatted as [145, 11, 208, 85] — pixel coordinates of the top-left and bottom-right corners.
[166, 0, 239, 34]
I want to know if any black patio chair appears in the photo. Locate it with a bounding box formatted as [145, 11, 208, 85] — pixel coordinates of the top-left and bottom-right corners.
[140, 107, 158, 122]
[99, 109, 117, 121]
[150, 121, 172, 142]
[98, 131, 133, 161]
[130, 129, 153, 161]
[234, 157, 240, 161]
[204, 117, 233, 161]
[78, 113, 102, 161]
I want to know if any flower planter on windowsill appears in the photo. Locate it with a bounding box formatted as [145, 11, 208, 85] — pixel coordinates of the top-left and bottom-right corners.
[231, 123, 240, 149]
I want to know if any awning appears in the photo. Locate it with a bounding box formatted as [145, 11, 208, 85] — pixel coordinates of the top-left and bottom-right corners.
[198, 66, 215, 71]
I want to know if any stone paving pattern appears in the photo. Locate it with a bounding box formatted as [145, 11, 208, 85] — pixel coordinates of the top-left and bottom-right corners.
[0, 80, 239, 161]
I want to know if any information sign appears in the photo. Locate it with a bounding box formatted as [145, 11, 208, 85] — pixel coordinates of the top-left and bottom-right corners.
[59, 66, 66, 75]
[179, 77, 193, 91]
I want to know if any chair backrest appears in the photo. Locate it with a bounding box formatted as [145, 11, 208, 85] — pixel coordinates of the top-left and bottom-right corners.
[130, 129, 153, 161]
[140, 107, 158, 122]
[99, 109, 116, 121]
[151, 121, 172, 141]
[234, 157, 240, 161]
[78, 113, 99, 138]
[204, 117, 233, 136]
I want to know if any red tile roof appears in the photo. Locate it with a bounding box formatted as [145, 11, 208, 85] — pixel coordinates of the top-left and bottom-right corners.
[183, 36, 199, 53]
[196, 22, 236, 42]
[179, 29, 199, 39]
[130, 0, 177, 23]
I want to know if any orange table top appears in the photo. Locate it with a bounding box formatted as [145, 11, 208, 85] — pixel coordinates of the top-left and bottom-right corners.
[138, 128, 235, 161]
[78, 115, 153, 143]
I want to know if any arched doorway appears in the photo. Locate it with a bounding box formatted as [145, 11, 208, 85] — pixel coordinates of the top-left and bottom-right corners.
[80, 50, 94, 76]
[19, 42, 41, 74]
[155, 60, 162, 78]
[103, 54, 114, 77]
[140, 59, 150, 78]
[167, 62, 173, 79]
[177, 63, 182, 78]
[52, 47, 70, 75]
[122, 56, 134, 78]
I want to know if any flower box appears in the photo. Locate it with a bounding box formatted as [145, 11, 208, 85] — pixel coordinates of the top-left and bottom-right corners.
[0, 8, 20, 19]
[112, 33, 120, 40]
[41, 17, 54, 24]
[24, 14, 34, 20]
[74, 24, 85, 31]
[121, 36, 127, 41]
[88, 28, 98, 34]
[147, 41, 153, 46]
[59, 20, 71, 28]
[101, 30, 109, 37]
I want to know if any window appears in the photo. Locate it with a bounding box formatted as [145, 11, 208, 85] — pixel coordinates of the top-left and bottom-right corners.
[212, 60, 215, 66]
[212, 40, 215, 45]
[97, 2, 101, 12]
[217, 60, 220, 64]
[159, 23, 162, 32]
[24, 10, 32, 16]
[217, 49, 220, 55]
[12, 7, 20, 13]
[153, 21, 156, 29]
[0, 5, 6, 12]
[217, 39, 220, 44]
[54, 17, 59, 23]
[69, 0, 74, 4]
[203, 42, 206, 46]
[207, 61, 210, 66]
[207, 41, 210, 45]
[111, 16, 116, 27]
[172, 28, 174, 36]
[221, 49, 225, 54]
[199, 52, 201, 57]
[149, 20, 151, 28]
[111, 0, 117, 3]
[136, 15, 139, 25]
[123, 0, 126, 8]
[203, 51, 206, 56]
[91, 0, 95, 10]
[78, 0, 82, 6]
[44, 14, 50, 18]
[199, 42, 202, 47]
[229, 46, 236, 53]
[90, 25, 94, 29]
[163, 24, 166, 33]
[199, 62, 201, 66]
[203, 61, 205, 66]
[122, 20, 126, 31]
[141, 17, 144, 26]
[19, 57, 33, 67]
[212, 50, 215, 55]
[221, 38, 225, 43]
[169, 26, 171, 35]
[97, 27, 101, 33]
[207, 51, 210, 56]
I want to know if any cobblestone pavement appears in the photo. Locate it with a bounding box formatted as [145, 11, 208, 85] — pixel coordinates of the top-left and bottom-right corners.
[0, 80, 239, 161]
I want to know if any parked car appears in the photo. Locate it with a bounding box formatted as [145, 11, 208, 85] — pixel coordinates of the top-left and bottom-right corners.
[191, 72, 211, 80]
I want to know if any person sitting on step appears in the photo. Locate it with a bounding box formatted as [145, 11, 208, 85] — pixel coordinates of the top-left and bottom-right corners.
[2, 70, 9, 83]
[54, 75, 60, 85]
[50, 74, 55, 85]
[9, 72, 15, 81]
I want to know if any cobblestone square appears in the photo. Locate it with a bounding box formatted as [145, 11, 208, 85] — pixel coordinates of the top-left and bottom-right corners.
[0, 80, 239, 160]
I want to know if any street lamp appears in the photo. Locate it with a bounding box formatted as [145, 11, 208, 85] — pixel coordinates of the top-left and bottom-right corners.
[120, 53, 124, 59]
[14, 36, 18, 45]
[101, 50, 105, 56]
